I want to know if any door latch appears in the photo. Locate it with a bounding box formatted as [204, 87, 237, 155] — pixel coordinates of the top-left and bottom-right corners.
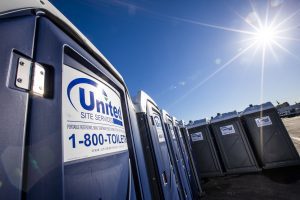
[162, 171, 168, 186]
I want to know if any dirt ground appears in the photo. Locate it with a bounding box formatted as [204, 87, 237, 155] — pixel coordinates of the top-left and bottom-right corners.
[201, 116, 300, 200]
[282, 116, 300, 155]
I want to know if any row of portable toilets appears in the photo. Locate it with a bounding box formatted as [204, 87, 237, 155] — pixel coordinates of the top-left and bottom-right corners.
[0, 1, 300, 200]
[133, 92, 204, 200]
[0, 1, 201, 200]
[187, 102, 300, 178]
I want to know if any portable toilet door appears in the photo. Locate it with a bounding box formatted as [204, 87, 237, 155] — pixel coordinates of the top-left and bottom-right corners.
[174, 119, 204, 199]
[161, 110, 193, 200]
[127, 97, 153, 200]
[179, 123, 204, 197]
[0, 1, 138, 199]
[241, 102, 300, 169]
[210, 112, 260, 174]
[173, 118, 193, 198]
[173, 118, 192, 180]
[178, 121, 193, 153]
[187, 119, 223, 178]
[133, 91, 180, 200]
[178, 121, 204, 198]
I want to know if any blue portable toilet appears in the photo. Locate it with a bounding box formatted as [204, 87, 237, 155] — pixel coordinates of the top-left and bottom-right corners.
[173, 117, 195, 198]
[178, 120, 204, 198]
[127, 97, 153, 200]
[0, 1, 143, 199]
[133, 91, 180, 200]
[161, 110, 193, 200]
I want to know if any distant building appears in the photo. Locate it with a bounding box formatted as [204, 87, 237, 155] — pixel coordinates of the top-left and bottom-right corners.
[276, 102, 300, 117]
[276, 102, 290, 109]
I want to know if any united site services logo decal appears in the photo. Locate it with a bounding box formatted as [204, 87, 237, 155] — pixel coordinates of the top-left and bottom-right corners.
[255, 116, 272, 127]
[220, 125, 235, 135]
[67, 78, 123, 126]
[220, 126, 233, 132]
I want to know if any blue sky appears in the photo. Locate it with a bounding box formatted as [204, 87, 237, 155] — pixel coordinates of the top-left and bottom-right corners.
[50, 0, 300, 121]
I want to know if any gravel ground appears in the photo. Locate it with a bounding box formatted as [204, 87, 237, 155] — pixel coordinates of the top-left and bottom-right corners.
[201, 116, 300, 200]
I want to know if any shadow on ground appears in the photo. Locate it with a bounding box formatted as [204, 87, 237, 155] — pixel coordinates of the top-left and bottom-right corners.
[201, 165, 300, 200]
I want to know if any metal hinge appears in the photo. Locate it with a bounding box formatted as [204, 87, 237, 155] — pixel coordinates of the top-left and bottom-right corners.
[16, 57, 32, 90]
[15, 57, 45, 96]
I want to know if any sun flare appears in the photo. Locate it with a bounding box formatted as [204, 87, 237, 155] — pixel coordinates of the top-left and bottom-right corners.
[254, 26, 277, 45]
[168, 1, 300, 107]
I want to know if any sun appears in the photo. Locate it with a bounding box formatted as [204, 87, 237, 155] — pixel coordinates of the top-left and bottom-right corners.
[168, 0, 300, 108]
[254, 26, 277, 46]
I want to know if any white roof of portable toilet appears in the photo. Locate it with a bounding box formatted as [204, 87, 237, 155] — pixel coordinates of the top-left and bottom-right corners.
[241, 102, 274, 115]
[210, 111, 239, 123]
[187, 118, 210, 128]
[133, 90, 159, 113]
